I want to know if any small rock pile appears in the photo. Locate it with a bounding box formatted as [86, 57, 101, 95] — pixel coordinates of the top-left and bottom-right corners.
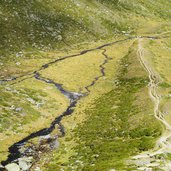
[1, 134, 59, 171]
[1, 157, 34, 171]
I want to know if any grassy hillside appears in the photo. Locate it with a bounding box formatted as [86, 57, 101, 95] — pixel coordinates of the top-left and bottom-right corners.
[0, 0, 170, 80]
[0, 1, 171, 170]
[0, 0, 171, 80]
[0, 0, 171, 60]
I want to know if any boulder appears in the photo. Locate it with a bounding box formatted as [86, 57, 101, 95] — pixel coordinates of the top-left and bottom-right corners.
[5, 163, 20, 171]
[16, 62, 21, 66]
[0, 164, 4, 168]
[57, 35, 62, 41]
[26, 98, 36, 104]
[18, 157, 33, 163]
[15, 107, 22, 112]
[34, 167, 42, 171]
[50, 140, 60, 149]
[18, 159, 30, 171]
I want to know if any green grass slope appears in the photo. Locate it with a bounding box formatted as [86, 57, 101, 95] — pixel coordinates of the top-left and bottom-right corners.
[0, 0, 170, 80]
[0, 1, 170, 170]
[0, 0, 171, 62]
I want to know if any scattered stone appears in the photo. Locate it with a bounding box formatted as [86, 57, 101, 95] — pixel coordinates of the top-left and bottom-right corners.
[16, 52, 23, 57]
[114, 80, 120, 85]
[6, 77, 14, 81]
[6, 87, 12, 91]
[39, 135, 52, 146]
[15, 107, 22, 112]
[40, 134, 51, 140]
[27, 97, 36, 104]
[5, 163, 20, 171]
[24, 147, 36, 155]
[22, 157, 33, 163]
[146, 162, 160, 167]
[10, 105, 15, 110]
[18, 159, 30, 171]
[50, 140, 60, 149]
[133, 158, 151, 166]
[21, 112, 26, 117]
[36, 101, 44, 108]
[16, 62, 21, 66]
[34, 167, 42, 171]
[57, 35, 62, 41]
[0, 164, 4, 168]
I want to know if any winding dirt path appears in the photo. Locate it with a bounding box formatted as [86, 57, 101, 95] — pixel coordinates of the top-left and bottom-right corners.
[131, 38, 171, 170]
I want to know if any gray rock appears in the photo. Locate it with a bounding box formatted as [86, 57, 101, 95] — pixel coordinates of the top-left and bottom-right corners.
[36, 101, 44, 108]
[34, 167, 42, 171]
[0, 164, 4, 168]
[6, 87, 12, 91]
[5, 163, 20, 171]
[41, 134, 51, 140]
[16, 62, 21, 66]
[18, 159, 30, 171]
[0, 81, 4, 84]
[10, 105, 15, 110]
[15, 107, 22, 112]
[57, 35, 62, 41]
[21, 157, 33, 163]
[26, 98, 36, 104]
[50, 140, 60, 149]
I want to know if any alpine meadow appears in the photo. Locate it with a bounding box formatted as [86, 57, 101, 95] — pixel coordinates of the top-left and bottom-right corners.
[0, 0, 171, 171]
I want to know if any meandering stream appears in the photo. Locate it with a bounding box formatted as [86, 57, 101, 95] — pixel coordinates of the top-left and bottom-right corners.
[0, 35, 170, 170]
[1, 47, 112, 170]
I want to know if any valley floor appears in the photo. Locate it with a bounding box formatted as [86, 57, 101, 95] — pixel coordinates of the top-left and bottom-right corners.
[0, 31, 171, 171]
